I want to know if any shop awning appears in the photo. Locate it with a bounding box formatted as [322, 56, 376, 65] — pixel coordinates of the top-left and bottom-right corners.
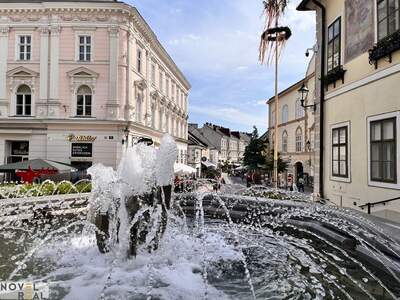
[201, 161, 217, 169]
[0, 159, 77, 173]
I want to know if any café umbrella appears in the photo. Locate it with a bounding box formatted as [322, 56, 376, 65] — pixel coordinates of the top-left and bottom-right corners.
[174, 163, 196, 175]
[0, 159, 77, 183]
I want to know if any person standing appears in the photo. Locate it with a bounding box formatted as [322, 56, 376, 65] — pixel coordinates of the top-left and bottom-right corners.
[298, 176, 305, 193]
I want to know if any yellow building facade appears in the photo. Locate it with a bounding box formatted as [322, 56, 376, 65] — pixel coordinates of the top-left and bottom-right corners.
[298, 0, 400, 221]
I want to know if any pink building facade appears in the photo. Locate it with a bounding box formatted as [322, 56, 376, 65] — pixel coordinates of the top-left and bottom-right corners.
[0, 0, 190, 174]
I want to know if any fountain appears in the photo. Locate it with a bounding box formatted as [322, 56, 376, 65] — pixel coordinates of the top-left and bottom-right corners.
[0, 134, 399, 299]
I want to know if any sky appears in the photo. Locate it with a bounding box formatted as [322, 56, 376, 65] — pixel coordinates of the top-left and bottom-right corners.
[130, 0, 316, 133]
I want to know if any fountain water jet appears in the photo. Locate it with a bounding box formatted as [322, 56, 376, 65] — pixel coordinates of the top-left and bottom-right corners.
[0, 135, 400, 299]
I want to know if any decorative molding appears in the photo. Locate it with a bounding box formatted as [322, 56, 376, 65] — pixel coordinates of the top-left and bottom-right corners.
[67, 67, 99, 94]
[134, 79, 147, 90]
[325, 61, 400, 101]
[39, 26, 50, 35]
[108, 25, 119, 37]
[50, 24, 61, 36]
[0, 27, 9, 36]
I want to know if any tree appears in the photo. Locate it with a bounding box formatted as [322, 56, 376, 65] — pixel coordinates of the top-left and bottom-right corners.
[265, 150, 288, 174]
[243, 126, 266, 170]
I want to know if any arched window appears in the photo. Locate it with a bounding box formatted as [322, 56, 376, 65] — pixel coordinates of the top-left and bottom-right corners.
[296, 127, 303, 152]
[76, 85, 92, 116]
[282, 105, 289, 123]
[270, 108, 275, 126]
[16, 85, 31, 116]
[136, 93, 142, 123]
[295, 100, 304, 119]
[282, 131, 288, 153]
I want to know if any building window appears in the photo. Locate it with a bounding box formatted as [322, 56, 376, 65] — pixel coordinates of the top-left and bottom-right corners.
[18, 35, 31, 61]
[282, 131, 288, 153]
[166, 77, 170, 97]
[370, 117, 396, 182]
[295, 100, 305, 119]
[332, 126, 348, 178]
[137, 48, 142, 74]
[271, 108, 275, 126]
[296, 127, 303, 152]
[151, 63, 156, 83]
[78, 36, 91, 61]
[136, 93, 142, 123]
[327, 17, 341, 72]
[16, 85, 31, 116]
[282, 105, 289, 123]
[377, 0, 400, 41]
[151, 105, 156, 128]
[171, 82, 175, 100]
[76, 85, 92, 117]
[159, 71, 164, 92]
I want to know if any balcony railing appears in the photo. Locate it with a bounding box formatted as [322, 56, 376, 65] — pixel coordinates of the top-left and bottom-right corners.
[369, 30, 400, 69]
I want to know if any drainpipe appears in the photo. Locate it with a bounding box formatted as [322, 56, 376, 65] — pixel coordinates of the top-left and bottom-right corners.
[312, 0, 326, 198]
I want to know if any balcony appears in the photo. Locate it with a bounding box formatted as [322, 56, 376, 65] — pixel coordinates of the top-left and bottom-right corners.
[369, 30, 400, 69]
[324, 65, 346, 89]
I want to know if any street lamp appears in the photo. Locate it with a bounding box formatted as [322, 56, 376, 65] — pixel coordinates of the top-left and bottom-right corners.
[298, 83, 316, 111]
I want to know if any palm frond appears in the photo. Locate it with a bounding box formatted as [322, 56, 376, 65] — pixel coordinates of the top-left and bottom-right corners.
[259, 0, 289, 65]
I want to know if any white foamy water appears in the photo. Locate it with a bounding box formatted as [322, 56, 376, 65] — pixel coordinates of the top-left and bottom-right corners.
[35, 222, 239, 300]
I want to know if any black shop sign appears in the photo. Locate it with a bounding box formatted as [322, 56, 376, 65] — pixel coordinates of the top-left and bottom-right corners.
[11, 141, 29, 156]
[71, 143, 93, 158]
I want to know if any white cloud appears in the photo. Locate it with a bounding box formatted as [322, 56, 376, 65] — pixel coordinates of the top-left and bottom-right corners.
[190, 105, 267, 127]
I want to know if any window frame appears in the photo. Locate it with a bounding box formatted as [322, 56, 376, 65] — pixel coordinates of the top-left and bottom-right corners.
[377, 0, 400, 41]
[282, 105, 289, 123]
[151, 63, 156, 84]
[74, 32, 94, 62]
[370, 117, 397, 183]
[15, 86, 32, 116]
[76, 86, 92, 117]
[16, 34, 32, 61]
[296, 127, 303, 153]
[78, 35, 92, 62]
[327, 17, 342, 72]
[159, 70, 164, 92]
[282, 131, 288, 153]
[368, 112, 400, 189]
[137, 48, 143, 74]
[331, 121, 351, 182]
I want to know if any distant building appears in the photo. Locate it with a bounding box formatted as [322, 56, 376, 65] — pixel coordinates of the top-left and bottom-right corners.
[267, 56, 316, 187]
[188, 124, 218, 177]
[198, 123, 250, 165]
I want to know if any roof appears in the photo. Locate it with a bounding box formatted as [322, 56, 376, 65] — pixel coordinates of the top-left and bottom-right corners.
[188, 125, 216, 149]
[297, 0, 313, 11]
[188, 131, 207, 148]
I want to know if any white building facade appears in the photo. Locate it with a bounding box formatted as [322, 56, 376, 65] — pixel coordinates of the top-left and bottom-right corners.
[0, 0, 190, 175]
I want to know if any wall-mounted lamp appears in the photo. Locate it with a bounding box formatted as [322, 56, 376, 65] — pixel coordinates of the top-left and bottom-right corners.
[298, 83, 316, 112]
[306, 140, 311, 151]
